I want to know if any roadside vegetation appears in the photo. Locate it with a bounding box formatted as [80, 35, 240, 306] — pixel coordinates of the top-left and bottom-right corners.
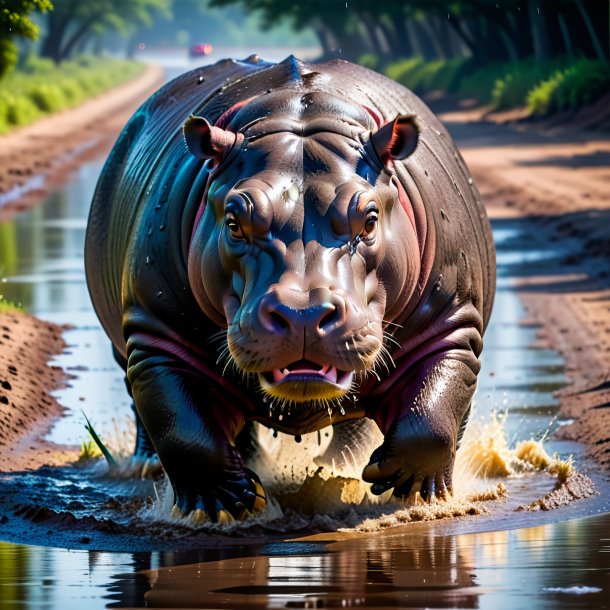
[214, 0, 610, 118]
[383, 55, 610, 116]
[0, 56, 145, 133]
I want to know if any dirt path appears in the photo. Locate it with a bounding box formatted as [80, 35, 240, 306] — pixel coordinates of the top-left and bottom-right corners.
[440, 112, 610, 471]
[0, 63, 164, 222]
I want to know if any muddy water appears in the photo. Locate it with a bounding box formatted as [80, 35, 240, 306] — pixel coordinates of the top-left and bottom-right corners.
[0, 58, 609, 608]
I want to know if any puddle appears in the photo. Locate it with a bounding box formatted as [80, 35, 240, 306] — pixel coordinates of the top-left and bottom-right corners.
[0, 58, 609, 608]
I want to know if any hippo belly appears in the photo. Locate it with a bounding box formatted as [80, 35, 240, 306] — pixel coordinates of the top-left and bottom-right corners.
[85, 55, 495, 523]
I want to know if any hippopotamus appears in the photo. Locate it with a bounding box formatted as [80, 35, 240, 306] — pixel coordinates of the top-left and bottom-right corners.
[85, 55, 495, 523]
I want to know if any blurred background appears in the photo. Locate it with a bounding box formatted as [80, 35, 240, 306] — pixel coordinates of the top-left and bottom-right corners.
[1, 0, 609, 131]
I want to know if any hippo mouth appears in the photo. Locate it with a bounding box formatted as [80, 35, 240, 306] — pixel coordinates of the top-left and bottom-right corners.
[258, 359, 354, 402]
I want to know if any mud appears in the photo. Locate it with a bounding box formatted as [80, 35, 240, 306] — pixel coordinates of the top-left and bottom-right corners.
[0, 309, 75, 471]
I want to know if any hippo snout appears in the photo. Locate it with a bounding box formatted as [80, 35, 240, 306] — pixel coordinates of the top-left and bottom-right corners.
[258, 288, 348, 337]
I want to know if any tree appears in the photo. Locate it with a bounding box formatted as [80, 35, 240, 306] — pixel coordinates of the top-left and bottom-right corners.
[0, 0, 53, 77]
[39, 0, 171, 63]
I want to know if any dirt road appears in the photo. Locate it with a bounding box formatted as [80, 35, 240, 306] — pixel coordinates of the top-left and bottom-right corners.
[441, 112, 610, 470]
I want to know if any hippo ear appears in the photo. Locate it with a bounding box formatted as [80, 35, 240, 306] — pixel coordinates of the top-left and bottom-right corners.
[183, 115, 239, 160]
[370, 114, 419, 162]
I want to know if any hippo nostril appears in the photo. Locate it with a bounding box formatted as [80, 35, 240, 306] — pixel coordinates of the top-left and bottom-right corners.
[269, 309, 289, 330]
[318, 304, 339, 331]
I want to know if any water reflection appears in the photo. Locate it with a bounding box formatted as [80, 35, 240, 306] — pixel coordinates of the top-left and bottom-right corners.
[3, 513, 605, 609]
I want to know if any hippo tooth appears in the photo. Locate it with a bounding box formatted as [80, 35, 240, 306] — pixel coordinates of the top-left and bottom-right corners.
[170, 504, 184, 519]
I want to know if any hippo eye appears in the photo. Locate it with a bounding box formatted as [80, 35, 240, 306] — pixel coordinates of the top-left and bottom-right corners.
[225, 212, 244, 239]
[361, 209, 379, 237]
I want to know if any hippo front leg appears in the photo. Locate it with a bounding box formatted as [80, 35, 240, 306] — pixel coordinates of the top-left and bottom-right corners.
[362, 326, 481, 501]
[126, 340, 267, 523]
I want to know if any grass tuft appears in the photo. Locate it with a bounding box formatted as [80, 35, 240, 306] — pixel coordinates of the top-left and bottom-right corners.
[82, 411, 118, 469]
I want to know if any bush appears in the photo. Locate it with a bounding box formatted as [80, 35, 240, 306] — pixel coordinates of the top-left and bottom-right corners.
[29, 83, 67, 112]
[22, 55, 55, 74]
[491, 59, 561, 110]
[458, 62, 506, 103]
[385, 57, 424, 86]
[428, 57, 471, 92]
[527, 59, 610, 115]
[6, 94, 40, 125]
[0, 56, 146, 132]
[59, 79, 85, 106]
[358, 53, 379, 71]
[0, 39, 18, 79]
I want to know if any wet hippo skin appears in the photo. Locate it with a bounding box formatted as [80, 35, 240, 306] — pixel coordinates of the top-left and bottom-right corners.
[85, 56, 495, 523]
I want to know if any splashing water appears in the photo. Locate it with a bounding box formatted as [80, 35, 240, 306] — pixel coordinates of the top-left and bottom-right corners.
[133, 406, 578, 533]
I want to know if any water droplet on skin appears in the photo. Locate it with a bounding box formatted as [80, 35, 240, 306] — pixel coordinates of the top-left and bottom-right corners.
[145, 256, 151, 265]
[468, 177, 474, 185]
[278, 414, 283, 421]
[197, 76, 204, 84]
[156, 291, 163, 297]
[339, 406, 345, 416]
[159, 224, 166, 231]
[148, 228, 153, 236]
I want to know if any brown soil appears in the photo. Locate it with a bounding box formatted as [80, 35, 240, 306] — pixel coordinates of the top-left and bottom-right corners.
[0, 309, 75, 471]
[0, 64, 164, 222]
[445, 112, 610, 472]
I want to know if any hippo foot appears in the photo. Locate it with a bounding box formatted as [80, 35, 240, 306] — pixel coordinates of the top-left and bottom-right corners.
[362, 412, 456, 502]
[170, 468, 267, 524]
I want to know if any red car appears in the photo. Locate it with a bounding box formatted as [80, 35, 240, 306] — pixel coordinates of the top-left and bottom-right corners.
[189, 43, 213, 57]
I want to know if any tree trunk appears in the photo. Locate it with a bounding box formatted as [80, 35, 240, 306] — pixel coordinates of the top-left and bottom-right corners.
[575, 0, 606, 60]
[557, 12, 574, 59]
[58, 16, 98, 62]
[448, 16, 481, 58]
[310, 19, 337, 59]
[390, 16, 414, 58]
[413, 17, 441, 59]
[40, 11, 67, 63]
[528, 1, 550, 61]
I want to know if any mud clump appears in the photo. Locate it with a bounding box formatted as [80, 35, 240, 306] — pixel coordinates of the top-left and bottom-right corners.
[0, 309, 76, 472]
[519, 471, 598, 512]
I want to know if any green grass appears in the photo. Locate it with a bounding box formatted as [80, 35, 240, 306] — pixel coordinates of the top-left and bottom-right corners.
[0, 299, 22, 313]
[0, 55, 146, 134]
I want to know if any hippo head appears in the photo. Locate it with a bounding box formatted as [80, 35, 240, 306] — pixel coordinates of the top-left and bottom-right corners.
[184, 92, 421, 407]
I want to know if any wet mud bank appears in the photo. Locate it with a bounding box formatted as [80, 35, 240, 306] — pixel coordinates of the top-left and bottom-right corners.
[0, 309, 74, 472]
